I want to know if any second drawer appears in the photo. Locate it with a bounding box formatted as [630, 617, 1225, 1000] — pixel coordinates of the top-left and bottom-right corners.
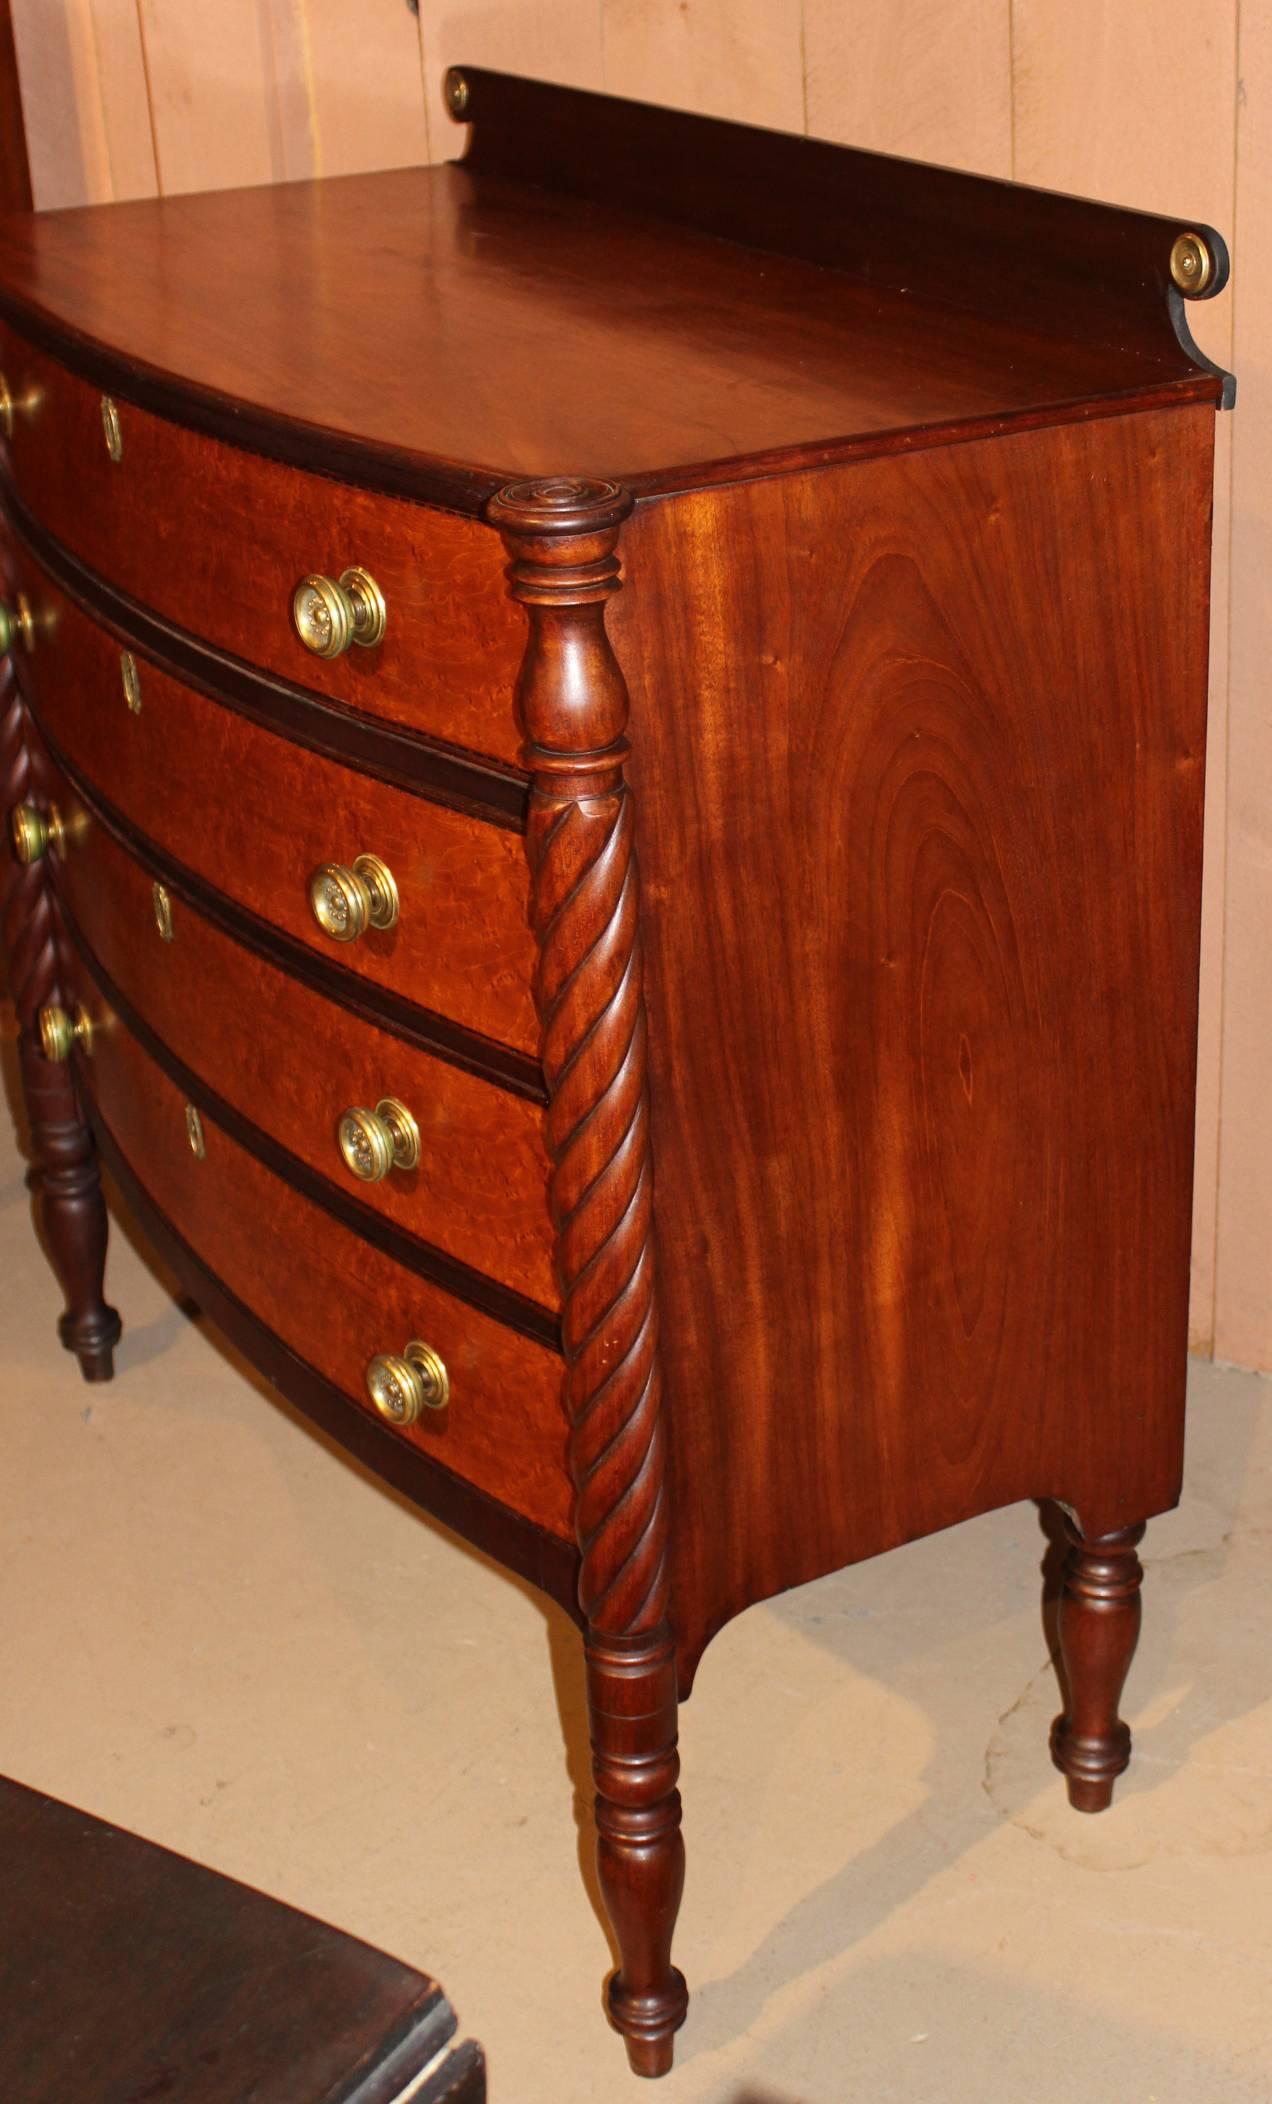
[40, 769, 557, 1313]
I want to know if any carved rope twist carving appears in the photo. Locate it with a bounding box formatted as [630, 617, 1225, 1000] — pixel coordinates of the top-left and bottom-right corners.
[490, 475, 672, 1645]
[529, 782, 670, 1638]
[0, 665, 58, 1031]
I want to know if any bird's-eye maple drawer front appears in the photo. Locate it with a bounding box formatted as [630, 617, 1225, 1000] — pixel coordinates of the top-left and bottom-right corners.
[0, 321, 525, 766]
[10, 550, 539, 1055]
[60, 993, 571, 1537]
[41, 780, 555, 1311]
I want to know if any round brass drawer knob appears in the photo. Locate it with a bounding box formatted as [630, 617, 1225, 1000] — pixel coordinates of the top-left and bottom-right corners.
[308, 853, 399, 943]
[0, 594, 35, 657]
[0, 372, 39, 439]
[10, 801, 65, 865]
[39, 1003, 93, 1063]
[292, 566, 386, 658]
[366, 1340, 449, 1425]
[338, 1098, 420, 1183]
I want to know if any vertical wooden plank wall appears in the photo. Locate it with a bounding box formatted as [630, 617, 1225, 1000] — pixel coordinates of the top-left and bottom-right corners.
[6, 3, 1265, 1370]
[1217, 8, 1272, 1372]
[9, 0, 429, 204]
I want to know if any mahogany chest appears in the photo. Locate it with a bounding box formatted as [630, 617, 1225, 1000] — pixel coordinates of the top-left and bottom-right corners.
[0, 69, 1230, 2076]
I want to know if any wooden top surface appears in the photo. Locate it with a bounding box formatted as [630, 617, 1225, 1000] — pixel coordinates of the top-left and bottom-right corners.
[0, 1774, 482, 2103]
[0, 71, 1229, 514]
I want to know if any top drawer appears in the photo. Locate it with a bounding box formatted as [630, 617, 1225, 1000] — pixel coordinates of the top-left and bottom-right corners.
[0, 321, 526, 767]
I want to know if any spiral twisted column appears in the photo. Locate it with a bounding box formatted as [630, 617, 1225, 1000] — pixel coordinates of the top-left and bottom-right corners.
[1, 658, 120, 1380]
[489, 477, 686, 2077]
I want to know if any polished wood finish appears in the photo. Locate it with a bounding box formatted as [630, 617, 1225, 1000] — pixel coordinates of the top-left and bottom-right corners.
[11, 547, 539, 1054]
[1051, 1521, 1147, 1813]
[4, 480, 528, 828]
[0, 1775, 486, 2104]
[62, 1000, 572, 1539]
[37, 758, 556, 1309]
[0, 77, 1226, 519]
[0, 660, 118, 1379]
[608, 405, 1214, 1688]
[0, 321, 526, 763]
[490, 478, 685, 2076]
[0, 73, 1228, 2080]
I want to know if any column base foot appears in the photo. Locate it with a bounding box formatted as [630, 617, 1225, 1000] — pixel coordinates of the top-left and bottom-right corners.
[611, 1969, 688, 2077]
[59, 1306, 122, 1384]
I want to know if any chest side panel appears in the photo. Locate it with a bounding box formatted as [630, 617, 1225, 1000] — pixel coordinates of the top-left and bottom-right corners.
[609, 408, 1215, 1671]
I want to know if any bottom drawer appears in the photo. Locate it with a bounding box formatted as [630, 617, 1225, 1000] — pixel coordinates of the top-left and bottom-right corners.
[64, 989, 572, 1540]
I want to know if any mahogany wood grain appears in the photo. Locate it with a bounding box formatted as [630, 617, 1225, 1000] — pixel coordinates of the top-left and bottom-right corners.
[457, 71, 1230, 386]
[3, 478, 528, 829]
[11, 548, 539, 1055]
[0, 321, 527, 764]
[0, 1777, 486, 2104]
[39, 780, 556, 1310]
[606, 406, 1215, 1687]
[89, 1112, 581, 1615]
[62, 994, 572, 1539]
[0, 133, 1225, 518]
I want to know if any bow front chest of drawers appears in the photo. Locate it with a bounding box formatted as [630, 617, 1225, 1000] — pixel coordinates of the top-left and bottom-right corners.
[0, 70, 1230, 2076]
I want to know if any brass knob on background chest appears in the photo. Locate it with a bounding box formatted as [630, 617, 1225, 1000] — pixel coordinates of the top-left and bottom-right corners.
[338, 1098, 420, 1183]
[38, 1003, 93, 1063]
[308, 854, 399, 943]
[10, 802, 65, 865]
[0, 594, 35, 656]
[365, 1340, 449, 1426]
[292, 567, 386, 658]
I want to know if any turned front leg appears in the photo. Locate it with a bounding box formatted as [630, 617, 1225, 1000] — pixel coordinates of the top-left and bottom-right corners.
[3, 671, 120, 1382]
[18, 1034, 120, 1381]
[588, 1632, 687, 2077]
[1051, 1518, 1146, 1812]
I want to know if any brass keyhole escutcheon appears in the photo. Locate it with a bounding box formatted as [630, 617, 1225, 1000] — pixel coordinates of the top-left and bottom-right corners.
[121, 649, 142, 714]
[308, 854, 399, 943]
[152, 881, 174, 942]
[365, 1340, 449, 1426]
[100, 393, 123, 462]
[337, 1099, 421, 1184]
[185, 1104, 206, 1159]
[292, 567, 386, 658]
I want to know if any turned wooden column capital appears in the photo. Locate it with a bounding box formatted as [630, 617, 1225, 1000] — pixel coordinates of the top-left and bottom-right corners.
[488, 476, 634, 787]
